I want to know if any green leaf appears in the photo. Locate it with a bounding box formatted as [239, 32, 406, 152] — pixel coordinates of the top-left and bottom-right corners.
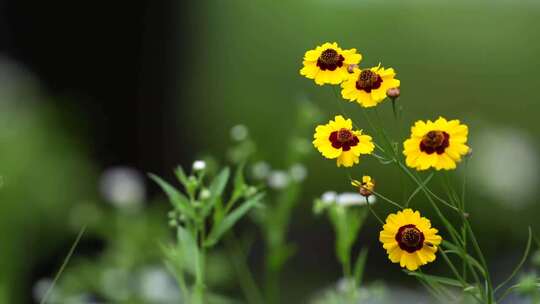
[149, 174, 195, 218]
[406, 271, 463, 288]
[177, 225, 199, 275]
[442, 241, 487, 277]
[204, 193, 264, 247]
[353, 248, 369, 286]
[202, 167, 230, 217]
[174, 165, 189, 188]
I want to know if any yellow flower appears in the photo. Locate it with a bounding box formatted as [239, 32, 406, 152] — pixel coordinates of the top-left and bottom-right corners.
[300, 42, 362, 86]
[379, 209, 442, 271]
[351, 175, 375, 197]
[313, 115, 374, 167]
[341, 65, 400, 107]
[403, 117, 470, 171]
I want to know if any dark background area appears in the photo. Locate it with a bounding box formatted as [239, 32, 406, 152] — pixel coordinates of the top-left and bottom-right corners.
[0, 0, 187, 173]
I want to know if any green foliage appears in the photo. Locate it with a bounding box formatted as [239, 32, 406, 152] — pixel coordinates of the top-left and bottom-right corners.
[152, 162, 264, 304]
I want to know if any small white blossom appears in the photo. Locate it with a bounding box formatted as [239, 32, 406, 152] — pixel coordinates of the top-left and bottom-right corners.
[252, 161, 271, 180]
[267, 170, 290, 189]
[289, 163, 307, 182]
[192, 160, 206, 171]
[199, 188, 211, 200]
[230, 124, 249, 141]
[321, 191, 338, 203]
[99, 167, 145, 210]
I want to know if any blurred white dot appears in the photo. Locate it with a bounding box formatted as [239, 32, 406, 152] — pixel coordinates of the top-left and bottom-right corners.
[101, 268, 131, 301]
[230, 124, 249, 142]
[138, 267, 181, 303]
[336, 192, 375, 206]
[267, 170, 290, 189]
[192, 160, 206, 171]
[470, 126, 539, 209]
[33, 278, 55, 302]
[252, 161, 271, 180]
[289, 163, 307, 182]
[99, 167, 145, 210]
[321, 191, 338, 203]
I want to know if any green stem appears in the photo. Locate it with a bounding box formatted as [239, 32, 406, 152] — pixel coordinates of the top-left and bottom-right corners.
[365, 196, 384, 225]
[225, 235, 264, 304]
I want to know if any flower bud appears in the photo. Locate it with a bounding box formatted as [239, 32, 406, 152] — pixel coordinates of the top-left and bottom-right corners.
[386, 87, 400, 100]
[192, 160, 206, 171]
[347, 64, 359, 73]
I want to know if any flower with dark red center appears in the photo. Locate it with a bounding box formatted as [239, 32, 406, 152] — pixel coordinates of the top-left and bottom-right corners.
[329, 128, 359, 151]
[300, 42, 362, 85]
[316, 49, 345, 71]
[313, 115, 374, 167]
[379, 209, 442, 271]
[396, 224, 425, 253]
[403, 117, 470, 171]
[355, 70, 383, 93]
[341, 65, 400, 107]
[419, 130, 450, 155]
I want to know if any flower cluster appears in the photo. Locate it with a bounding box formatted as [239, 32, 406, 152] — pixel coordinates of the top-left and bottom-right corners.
[302, 42, 471, 271]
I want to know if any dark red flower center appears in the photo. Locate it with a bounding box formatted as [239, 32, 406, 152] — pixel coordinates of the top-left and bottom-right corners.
[317, 49, 345, 71]
[396, 224, 425, 253]
[420, 130, 450, 155]
[356, 70, 383, 93]
[329, 128, 359, 151]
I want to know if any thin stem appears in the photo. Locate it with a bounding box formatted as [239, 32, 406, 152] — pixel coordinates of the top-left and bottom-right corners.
[365, 196, 384, 225]
[225, 235, 265, 304]
[40, 226, 86, 304]
[370, 189, 403, 210]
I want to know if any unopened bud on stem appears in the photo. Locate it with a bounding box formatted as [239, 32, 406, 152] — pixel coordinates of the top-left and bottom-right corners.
[386, 87, 400, 100]
[347, 64, 359, 73]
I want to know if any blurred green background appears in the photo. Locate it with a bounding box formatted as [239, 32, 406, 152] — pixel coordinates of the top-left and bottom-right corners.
[1, 0, 539, 302]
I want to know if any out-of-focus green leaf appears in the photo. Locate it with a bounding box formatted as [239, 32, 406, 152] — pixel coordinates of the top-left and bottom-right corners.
[149, 174, 196, 218]
[406, 271, 463, 288]
[204, 193, 264, 247]
[202, 167, 230, 217]
[174, 166, 190, 188]
[177, 225, 199, 275]
[353, 247, 369, 286]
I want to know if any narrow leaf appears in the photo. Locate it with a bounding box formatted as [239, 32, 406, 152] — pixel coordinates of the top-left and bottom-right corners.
[406, 271, 463, 288]
[204, 193, 264, 247]
[149, 174, 195, 218]
[353, 248, 369, 286]
[174, 166, 189, 187]
[202, 167, 230, 216]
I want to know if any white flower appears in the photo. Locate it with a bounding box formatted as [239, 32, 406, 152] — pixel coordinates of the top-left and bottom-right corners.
[230, 124, 249, 141]
[192, 160, 206, 171]
[252, 161, 271, 180]
[289, 163, 307, 182]
[267, 170, 290, 189]
[319, 191, 376, 207]
[336, 192, 376, 206]
[99, 167, 145, 210]
[321, 191, 338, 203]
[138, 266, 181, 302]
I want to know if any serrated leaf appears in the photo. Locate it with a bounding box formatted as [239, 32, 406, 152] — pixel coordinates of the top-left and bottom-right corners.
[149, 173, 195, 218]
[204, 193, 264, 247]
[201, 167, 230, 217]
